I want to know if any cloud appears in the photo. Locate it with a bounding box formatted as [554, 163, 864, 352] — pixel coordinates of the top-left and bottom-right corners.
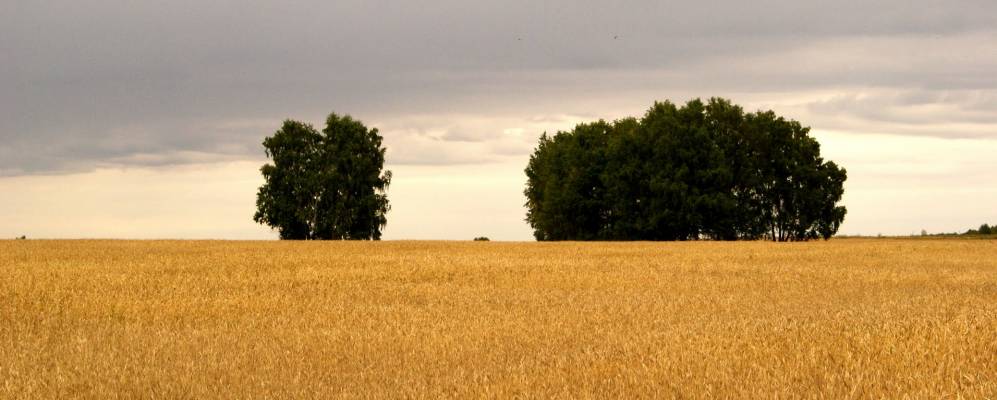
[2, 0, 997, 175]
[802, 90, 997, 136]
[376, 114, 578, 167]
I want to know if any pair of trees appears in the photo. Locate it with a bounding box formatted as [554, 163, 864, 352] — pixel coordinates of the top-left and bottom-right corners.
[524, 98, 847, 241]
[255, 100, 848, 242]
[253, 113, 391, 240]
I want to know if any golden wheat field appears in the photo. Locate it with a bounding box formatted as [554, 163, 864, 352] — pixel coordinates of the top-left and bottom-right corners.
[1, 239, 996, 398]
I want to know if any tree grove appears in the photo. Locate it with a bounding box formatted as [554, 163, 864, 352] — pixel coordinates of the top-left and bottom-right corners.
[524, 98, 847, 241]
[254, 113, 391, 240]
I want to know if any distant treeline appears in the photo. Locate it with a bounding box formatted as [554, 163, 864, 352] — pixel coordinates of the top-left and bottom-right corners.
[964, 223, 996, 235]
[920, 223, 997, 237]
[524, 98, 847, 242]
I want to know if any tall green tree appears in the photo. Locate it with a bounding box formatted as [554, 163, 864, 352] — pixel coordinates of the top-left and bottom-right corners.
[742, 111, 847, 241]
[254, 113, 391, 240]
[524, 98, 847, 241]
[525, 121, 612, 240]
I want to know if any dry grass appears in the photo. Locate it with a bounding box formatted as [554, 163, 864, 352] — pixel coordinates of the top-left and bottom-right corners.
[2, 239, 996, 398]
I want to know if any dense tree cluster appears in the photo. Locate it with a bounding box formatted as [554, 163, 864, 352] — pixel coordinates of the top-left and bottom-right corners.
[965, 223, 994, 235]
[524, 98, 847, 241]
[254, 113, 391, 240]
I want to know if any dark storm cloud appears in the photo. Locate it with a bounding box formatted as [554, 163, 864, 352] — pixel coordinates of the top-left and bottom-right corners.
[2, 0, 997, 175]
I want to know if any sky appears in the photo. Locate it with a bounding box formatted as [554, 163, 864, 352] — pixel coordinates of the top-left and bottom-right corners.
[2, 0, 996, 240]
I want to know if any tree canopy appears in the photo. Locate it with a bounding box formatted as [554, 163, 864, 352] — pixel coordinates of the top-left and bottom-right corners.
[524, 98, 847, 241]
[979, 224, 992, 235]
[254, 113, 391, 240]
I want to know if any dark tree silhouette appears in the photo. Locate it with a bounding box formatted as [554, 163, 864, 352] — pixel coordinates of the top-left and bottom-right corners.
[524, 98, 847, 241]
[979, 224, 992, 235]
[254, 113, 391, 240]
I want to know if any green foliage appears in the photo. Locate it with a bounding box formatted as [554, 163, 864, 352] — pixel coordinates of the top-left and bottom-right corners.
[964, 223, 994, 236]
[524, 98, 847, 241]
[254, 113, 391, 240]
[979, 224, 992, 235]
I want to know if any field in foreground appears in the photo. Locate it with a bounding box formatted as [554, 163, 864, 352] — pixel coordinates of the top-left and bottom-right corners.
[2, 240, 996, 398]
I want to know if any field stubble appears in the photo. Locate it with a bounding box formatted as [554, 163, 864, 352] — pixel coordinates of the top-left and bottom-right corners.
[1, 239, 996, 398]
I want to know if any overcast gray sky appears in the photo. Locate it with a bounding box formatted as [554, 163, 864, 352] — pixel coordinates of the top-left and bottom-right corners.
[2, 0, 996, 239]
